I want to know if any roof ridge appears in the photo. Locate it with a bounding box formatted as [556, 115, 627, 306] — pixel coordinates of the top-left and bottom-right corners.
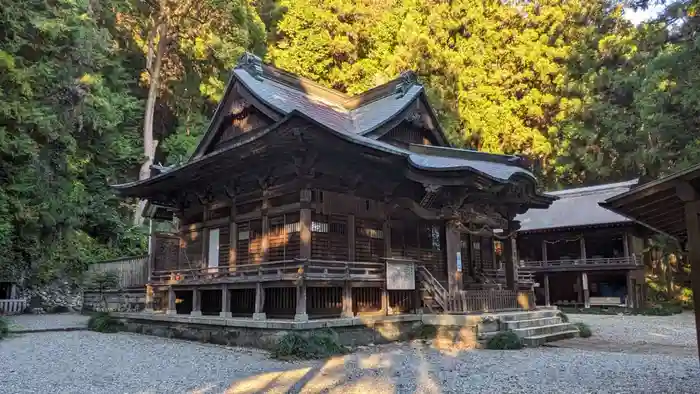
[236, 52, 420, 110]
[547, 179, 639, 198]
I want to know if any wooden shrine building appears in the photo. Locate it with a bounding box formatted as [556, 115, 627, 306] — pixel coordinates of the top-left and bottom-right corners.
[112, 53, 554, 321]
[514, 181, 648, 308]
[600, 164, 700, 362]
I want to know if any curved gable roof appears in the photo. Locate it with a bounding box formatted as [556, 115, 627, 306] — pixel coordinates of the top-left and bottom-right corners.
[190, 53, 450, 160]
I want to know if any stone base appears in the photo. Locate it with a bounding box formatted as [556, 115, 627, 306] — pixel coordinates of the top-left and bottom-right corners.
[293, 313, 309, 322]
[340, 311, 354, 318]
[219, 312, 233, 318]
[190, 311, 202, 317]
[144, 308, 154, 313]
[165, 309, 177, 315]
[252, 312, 266, 321]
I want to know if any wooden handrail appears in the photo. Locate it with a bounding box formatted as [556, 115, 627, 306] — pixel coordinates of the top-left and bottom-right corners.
[519, 255, 640, 269]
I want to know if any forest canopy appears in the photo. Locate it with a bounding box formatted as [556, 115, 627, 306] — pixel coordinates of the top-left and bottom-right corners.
[0, 0, 697, 283]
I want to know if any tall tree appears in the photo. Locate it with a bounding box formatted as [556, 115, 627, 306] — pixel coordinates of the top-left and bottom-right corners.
[114, 0, 266, 222]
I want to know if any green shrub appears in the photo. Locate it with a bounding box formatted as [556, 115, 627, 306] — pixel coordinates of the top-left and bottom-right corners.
[271, 330, 348, 360]
[87, 312, 122, 333]
[415, 324, 437, 340]
[575, 322, 592, 338]
[559, 311, 569, 322]
[0, 318, 8, 339]
[486, 330, 523, 350]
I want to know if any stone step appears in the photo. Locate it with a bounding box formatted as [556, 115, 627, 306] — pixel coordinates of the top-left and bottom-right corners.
[504, 316, 562, 330]
[523, 330, 579, 347]
[512, 323, 574, 338]
[498, 309, 560, 322]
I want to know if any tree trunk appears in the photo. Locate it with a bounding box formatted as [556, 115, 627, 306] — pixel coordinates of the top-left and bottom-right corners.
[134, 22, 168, 225]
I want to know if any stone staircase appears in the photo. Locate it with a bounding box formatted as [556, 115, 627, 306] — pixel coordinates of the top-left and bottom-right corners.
[481, 309, 579, 347]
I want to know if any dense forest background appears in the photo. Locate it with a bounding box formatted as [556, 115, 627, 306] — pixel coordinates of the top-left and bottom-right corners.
[1, 0, 698, 285]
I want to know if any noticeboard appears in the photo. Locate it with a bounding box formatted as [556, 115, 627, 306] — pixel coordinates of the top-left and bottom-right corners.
[386, 260, 416, 290]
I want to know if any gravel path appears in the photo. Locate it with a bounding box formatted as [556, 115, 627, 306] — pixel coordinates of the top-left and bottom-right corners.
[1, 330, 698, 394]
[6, 313, 89, 332]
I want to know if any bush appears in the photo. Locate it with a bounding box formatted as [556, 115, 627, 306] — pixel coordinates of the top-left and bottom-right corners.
[559, 311, 570, 323]
[271, 330, 348, 360]
[486, 330, 523, 350]
[575, 322, 592, 338]
[0, 318, 8, 339]
[87, 312, 122, 333]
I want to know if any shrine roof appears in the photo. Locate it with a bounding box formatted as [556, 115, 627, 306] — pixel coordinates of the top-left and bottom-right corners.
[233, 67, 425, 136]
[515, 179, 638, 233]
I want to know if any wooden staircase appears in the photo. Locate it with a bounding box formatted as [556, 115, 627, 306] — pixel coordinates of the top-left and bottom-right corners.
[417, 265, 447, 313]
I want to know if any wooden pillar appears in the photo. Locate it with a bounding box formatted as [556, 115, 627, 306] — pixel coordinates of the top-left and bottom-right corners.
[677, 183, 700, 362]
[504, 225, 516, 290]
[220, 284, 231, 318]
[191, 288, 202, 316]
[543, 274, 551, 307]
[623, 231, 630, 257]
[348, 214, 356, 260]
[295, 282, 308, 322]
[175, 211, 185, 270]
[626, 270, 635, 308]
[228, 202, 237, 269]
[445, 221, 462, 293]
[382, 219, 391, 315]
[145, 284, 154, 312]
[576, 275, 583, 304]
[342, 282, 353, 318]
[300, 189, 312, 260]
[579, 235, 587, 261]
[201, 205, 210, 268]
[253, 282, 266, 320]
[582, 272, 590, 308]
[166, 286, 177, 315]
[542, 239, 548, 264]
[261, 197, 270, 262]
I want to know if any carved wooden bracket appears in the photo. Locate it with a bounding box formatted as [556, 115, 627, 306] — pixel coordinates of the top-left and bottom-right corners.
[293, 151, 318, 179]
[224, 181, 240, 200]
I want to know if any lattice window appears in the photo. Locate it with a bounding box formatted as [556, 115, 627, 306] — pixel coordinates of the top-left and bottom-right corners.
[184, 229, 203, 268]
[355, 219, 384, 262]
[236, 222, 250, 264]
[218, 226, 230, 266]
[268, 213, 301, 261]
[311, 213, 330, 259]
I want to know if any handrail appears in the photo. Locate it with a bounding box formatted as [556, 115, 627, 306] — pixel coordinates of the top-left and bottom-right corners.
[416, 265, 447, 311]
[519, 255, 639, 269]
[150, 259, 386, 284]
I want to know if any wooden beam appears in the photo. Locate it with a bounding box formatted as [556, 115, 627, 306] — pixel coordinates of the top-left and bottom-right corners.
[300, 189, 312, 259]
[544, 274, 551, 307]
[348, 214, 356, 261]
[342, 282, 353, 318]
[228, 203, 237, 267]
[582, 272, 590, 308]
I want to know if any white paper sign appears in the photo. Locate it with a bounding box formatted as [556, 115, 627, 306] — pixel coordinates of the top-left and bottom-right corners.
[386, 261, 416, 290]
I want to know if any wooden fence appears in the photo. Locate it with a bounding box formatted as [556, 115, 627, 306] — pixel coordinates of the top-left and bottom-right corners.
[86, 255, 149, 288]
[0, 299, 27, 315]
[445, 289, 535, 313]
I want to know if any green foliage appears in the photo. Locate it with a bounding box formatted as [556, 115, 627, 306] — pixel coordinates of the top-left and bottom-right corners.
[87, 312, 123, 333]
[559, 311, 570, 323]
[0, 318, 8, 339]
[560, 304, 684, 316]
[486, 330, 523, 350]
[271, 330, 348, 360]
[90, 271, 120, 290]
[575, 322, 592, 338]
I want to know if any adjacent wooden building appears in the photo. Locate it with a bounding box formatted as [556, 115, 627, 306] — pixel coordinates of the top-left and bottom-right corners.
[600, 163, 700, 362]
[112, 53, 554, 321]
[514, 180, 647, 308]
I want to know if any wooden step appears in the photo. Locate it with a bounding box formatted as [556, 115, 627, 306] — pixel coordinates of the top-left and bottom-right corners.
[523, 330, 578, 347]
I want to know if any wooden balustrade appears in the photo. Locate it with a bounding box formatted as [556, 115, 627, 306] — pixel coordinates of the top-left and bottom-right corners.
[520, 255, 639, 270]
[445, 289, 535, 313]
[0, 298, 27, 315]
[150, 258, 385, 285]
[87, 255, 149, 288]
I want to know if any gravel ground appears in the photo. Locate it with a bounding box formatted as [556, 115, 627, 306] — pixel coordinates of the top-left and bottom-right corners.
[568, 312, 697, 348]
[1, 328, 698, 394]
[6, 313, 89, 332]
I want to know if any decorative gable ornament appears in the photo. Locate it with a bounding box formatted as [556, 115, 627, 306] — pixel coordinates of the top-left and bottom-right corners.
[237, 52, 264, 81]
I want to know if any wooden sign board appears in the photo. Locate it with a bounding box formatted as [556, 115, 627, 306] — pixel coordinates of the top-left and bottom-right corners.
[386, 261, 416, 290]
